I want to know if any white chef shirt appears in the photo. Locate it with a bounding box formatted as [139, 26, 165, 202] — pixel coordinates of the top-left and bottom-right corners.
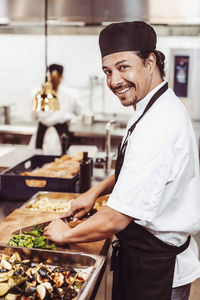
[107, 81, 200, 287]
[30, 85, 82, 155]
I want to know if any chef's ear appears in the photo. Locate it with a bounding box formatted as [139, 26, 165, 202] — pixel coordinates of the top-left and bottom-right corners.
[145, 53, 156, 69]
[149, 56, 154, 65]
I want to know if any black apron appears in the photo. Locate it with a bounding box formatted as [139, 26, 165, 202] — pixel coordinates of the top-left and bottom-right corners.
[35, 122, 70, 153]
[112, 82, 191, 300]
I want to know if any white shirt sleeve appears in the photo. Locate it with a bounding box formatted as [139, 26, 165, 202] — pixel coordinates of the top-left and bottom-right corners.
[107, 122, 176, 222]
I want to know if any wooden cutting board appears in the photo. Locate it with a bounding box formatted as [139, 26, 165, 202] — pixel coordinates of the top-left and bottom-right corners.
[0, 194, 111, 255]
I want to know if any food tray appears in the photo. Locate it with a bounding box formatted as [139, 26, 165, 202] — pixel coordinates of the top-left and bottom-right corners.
[0, 245, 105, 300]
[21, 191, 108, 211]
[0, 155, 79, 201]
[21, 191, 79, 212]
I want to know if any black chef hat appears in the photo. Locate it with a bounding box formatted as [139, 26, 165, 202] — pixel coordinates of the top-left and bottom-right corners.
[48, 64, 64, 75]
[99, 21, 157, 58]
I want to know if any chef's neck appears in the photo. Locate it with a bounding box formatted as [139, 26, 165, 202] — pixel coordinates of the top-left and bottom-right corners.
[133, 73, 163, 110]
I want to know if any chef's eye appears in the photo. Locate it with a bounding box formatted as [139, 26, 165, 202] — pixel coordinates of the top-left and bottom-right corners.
[104, 69, 112, 76]
[119, 65, 129, 71]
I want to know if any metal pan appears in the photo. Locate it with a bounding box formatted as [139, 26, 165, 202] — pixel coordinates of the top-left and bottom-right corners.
[0, 245, 106, 300]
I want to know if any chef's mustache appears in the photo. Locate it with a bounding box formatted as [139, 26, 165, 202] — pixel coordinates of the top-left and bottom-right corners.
[112, 83, 136, 93]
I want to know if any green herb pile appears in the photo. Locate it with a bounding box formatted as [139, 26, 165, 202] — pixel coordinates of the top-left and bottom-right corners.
[8, 225, 56, 250]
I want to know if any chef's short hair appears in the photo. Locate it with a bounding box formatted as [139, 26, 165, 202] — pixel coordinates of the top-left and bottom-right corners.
[48, 64, 64, 76]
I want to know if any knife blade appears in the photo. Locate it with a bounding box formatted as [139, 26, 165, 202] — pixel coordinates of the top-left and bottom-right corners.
[11, 208, 97, 235]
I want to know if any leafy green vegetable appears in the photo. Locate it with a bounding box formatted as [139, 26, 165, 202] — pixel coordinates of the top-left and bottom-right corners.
[8, 226, 56, 250]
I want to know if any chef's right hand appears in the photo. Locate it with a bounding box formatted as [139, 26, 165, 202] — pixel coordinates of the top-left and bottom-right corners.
[66, 189, 97, 219]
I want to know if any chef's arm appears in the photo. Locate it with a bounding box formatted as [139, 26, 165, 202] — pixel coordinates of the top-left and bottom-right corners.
[89, 173, 115, 196]
[66, 174, 115, 219]
[44, 205, 132, 244]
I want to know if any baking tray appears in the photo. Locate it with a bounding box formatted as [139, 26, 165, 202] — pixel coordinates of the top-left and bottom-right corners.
[0, 245, 105, 300]
[0, 155, 79, 201]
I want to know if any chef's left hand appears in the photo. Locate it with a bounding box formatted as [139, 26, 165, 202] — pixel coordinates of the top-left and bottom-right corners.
[44, 218, 70, 246]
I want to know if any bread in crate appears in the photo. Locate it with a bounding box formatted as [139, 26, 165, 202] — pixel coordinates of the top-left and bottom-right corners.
[21, 153, 83, 187]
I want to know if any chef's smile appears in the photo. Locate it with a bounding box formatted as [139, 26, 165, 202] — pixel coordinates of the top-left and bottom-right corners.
[113, 83, 135, 97]
[116, 86, 131, 95]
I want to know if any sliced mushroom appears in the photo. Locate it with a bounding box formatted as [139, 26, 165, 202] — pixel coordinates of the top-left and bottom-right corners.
[1, 259, 12, 270]
[36, 285, 46, 300]
[77, 272, 88, 282]
[51, 272, 64, 287]
[5, 293, 19, 300]
[65, 274, 77, 285]
[0, 270, 14, 283]
[0, 282, 11, 296]
[40, 282, 53, 292]
[36, 284, 51, 300]
[9, 252, 21, 263]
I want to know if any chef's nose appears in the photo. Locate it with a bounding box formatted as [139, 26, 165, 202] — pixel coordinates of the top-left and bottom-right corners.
[110, 70, 123, 88]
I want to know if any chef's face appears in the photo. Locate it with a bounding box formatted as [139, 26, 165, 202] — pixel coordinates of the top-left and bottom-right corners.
[102, 51, 154, 108]
[50, 71, 63, 90]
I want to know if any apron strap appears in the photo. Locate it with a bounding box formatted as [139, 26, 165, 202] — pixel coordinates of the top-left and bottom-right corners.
[115, 82, 168, 182]
[35, 122, 48, 149]
[35, 122, 70, 151]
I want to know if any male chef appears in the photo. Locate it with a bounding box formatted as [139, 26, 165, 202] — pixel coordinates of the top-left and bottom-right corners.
[44, 21, 200, 300]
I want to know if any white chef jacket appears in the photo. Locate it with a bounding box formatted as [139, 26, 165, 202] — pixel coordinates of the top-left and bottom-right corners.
[29, 85, 82, 155]
[107, 81, 200, 287]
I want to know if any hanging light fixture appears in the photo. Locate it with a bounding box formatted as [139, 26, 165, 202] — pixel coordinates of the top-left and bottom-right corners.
[33, 0, 59, 112]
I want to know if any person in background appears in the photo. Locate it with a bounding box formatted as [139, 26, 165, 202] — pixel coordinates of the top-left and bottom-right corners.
[44, 22, 200, 300]
[30, 64, 82, 155]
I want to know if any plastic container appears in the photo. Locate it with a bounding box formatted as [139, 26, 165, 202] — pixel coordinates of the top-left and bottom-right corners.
[0, 155, 79, 201]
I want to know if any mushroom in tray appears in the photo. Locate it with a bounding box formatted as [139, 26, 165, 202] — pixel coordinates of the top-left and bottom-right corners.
[36, 266, 51, 283]
[0, 250, 89, 299]
[0, 270, 14, 283]
[51, 271, 65, 287]
[53, 285, 77, 300]
[25, 282, 37, 296]
[36, 284, 52, 300]
[0, 282, 12, 297]
[9, 252, 21, 264]
[5, 293, 20, 300]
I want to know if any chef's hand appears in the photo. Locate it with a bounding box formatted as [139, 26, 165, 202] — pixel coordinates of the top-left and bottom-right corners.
[66, 189, 97, 219]
[44, 218, 70, 246]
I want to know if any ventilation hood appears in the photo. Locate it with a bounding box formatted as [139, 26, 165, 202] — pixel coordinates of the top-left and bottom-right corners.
[0, 0, 149, 25]
[0, 0, 200, 28]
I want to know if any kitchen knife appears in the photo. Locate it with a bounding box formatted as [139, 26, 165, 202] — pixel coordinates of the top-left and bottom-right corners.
[11, 209, 97, 235]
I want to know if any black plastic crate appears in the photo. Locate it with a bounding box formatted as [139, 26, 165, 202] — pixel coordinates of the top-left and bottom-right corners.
[0, 155, 79, 201]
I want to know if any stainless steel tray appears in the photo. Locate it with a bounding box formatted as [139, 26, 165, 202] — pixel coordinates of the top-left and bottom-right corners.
[20, 191, 108, 212]
[0, 245, 105, 300]
[20, 191, 79, 211]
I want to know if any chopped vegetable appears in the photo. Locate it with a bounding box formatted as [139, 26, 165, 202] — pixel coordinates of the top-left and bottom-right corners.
[8, 226, 56, 251]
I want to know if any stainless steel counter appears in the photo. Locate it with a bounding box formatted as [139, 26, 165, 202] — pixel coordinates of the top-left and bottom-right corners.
[0, 120, 126, 138]
[0, 124, 36, 135]
[70, 121, 125, 138]
[0, 144, 35, 167]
